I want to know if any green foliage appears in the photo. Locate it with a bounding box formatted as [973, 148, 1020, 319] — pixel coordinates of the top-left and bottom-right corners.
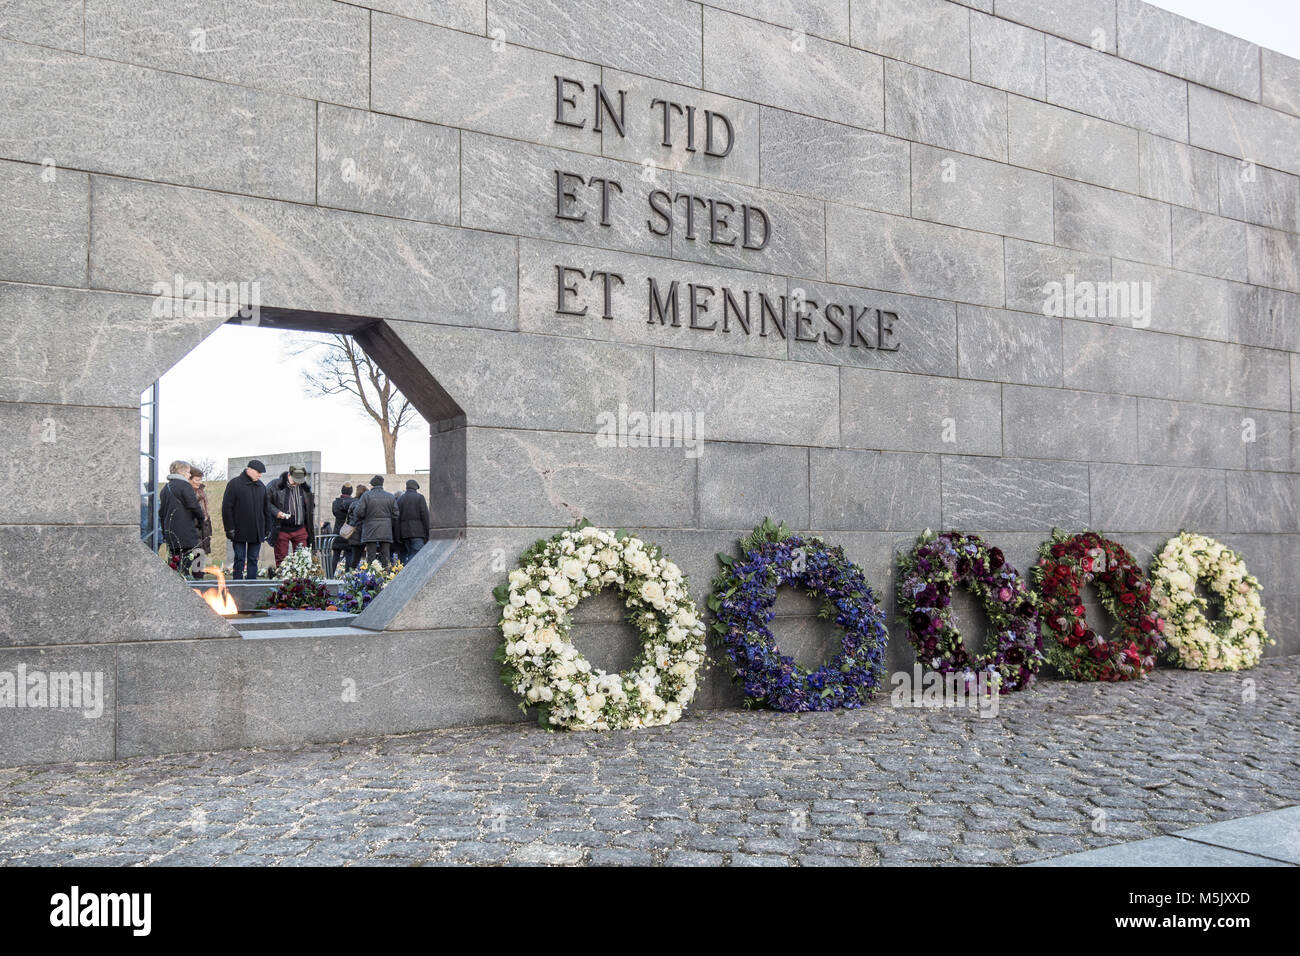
[738, 516, 793, 554]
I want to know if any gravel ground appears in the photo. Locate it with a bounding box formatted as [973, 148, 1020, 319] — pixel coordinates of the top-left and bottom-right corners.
[1, 657, 1296, 866]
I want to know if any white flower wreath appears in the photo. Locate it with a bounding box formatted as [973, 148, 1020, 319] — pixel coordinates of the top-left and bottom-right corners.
[1150, 532, 1271, 671]
[495, 524, 708, 731]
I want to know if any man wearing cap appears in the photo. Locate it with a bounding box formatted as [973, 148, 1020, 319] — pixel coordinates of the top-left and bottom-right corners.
[396, 478, 432, 564]
[266, 465, 316, 568]
[350, 475, 399, 567]
[220, 459, 282, 580]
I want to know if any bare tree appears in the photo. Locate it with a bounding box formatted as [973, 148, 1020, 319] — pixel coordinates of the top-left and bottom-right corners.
[187, 456, 226, 480]
[299, 335, 416, 473]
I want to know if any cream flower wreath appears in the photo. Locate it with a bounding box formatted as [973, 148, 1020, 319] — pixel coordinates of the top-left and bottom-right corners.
[495, 524, 707, 730]
[1150, 532, 1270, 672]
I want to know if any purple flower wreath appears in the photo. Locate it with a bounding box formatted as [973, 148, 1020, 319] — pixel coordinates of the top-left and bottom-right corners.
[708, 519, 889, 712]
[896, 531, 1043, 693]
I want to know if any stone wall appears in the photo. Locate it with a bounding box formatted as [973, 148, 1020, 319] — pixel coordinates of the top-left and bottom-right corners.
[1, 0, 1297, 766]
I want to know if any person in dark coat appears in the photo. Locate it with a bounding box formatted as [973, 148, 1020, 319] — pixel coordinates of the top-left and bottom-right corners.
[345, 485, 366, 572]
[266, 465, 316, 569]
[221, 459, 283, 580]
[396, 479, 431, 564]
[188, 466, 214, 555]
[159, 460, 204, 573]
[351, 475, 399, 567]
[188, 465, 214, 579]
[330, 483, 355, 573]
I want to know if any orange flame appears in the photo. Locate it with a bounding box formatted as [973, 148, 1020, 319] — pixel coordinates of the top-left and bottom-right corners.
[193, 566, 239, 616]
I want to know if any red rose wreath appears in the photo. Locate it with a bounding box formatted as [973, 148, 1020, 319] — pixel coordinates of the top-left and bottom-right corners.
[1033, 530, 1165, 681]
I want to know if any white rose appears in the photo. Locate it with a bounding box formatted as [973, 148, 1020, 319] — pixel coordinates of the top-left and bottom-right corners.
[524, 588, 541, 606]
[640, 580, 666, 608]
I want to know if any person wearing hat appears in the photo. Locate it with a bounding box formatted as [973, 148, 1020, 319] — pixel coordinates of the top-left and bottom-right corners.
[350, 475, 399, 567]
[266, 465, 316, 569]
[221, 459, 282, 579]
[330, 483, 356, 573]
[396, 478, 431, 564]
[159, 459, 204, 574]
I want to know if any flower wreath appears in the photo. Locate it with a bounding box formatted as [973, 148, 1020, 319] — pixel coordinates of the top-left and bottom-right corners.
[336, 559, 403, 613]
[1150, 532, 1271, 671]
[708, 519, 889, 711]
[495, 521, 707, 731]
[1033, 530, 1165, 681]
[896, 531, 1043, 693]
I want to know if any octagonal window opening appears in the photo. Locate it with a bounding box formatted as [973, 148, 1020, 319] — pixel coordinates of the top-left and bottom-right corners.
[140, 308, 465, 634]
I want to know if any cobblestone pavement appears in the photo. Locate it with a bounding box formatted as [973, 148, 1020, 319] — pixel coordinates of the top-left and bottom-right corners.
[1, 657, 1297, 866]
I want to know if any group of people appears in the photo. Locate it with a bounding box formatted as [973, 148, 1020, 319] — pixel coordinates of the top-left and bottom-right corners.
[157, 460, 214, 576]
[158, 458, 432, 581]
[329, 476, 432, 573]
[218, 459, 315, 579]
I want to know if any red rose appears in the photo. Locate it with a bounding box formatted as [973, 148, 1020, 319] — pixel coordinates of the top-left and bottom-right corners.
[1120, 592, 1136, 605]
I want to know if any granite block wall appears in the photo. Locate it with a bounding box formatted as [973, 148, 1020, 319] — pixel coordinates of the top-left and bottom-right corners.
[1, 0, 1297, 765]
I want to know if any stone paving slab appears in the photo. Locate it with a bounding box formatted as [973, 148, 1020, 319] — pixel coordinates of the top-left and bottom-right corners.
[1175, 805, 1300, 864]
[0, 657, 1297, 867]
[1029, 834, 1293, 866]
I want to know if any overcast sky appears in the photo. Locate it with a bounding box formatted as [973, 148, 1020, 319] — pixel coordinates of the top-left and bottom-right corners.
[1151, 0, 1300, 59]
[157, 2, 1296, 475]
[158, 325, 430, 477]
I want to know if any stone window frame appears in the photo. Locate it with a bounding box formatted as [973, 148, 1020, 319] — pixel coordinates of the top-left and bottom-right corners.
[162, 307, 467, 633]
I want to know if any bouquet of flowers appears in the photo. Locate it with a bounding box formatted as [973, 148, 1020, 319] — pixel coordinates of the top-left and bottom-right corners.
[257, 546, 333, 610]
[256, 577, 334, 610]
[273, 546, 323, 581]
[336, 560, 403, 613]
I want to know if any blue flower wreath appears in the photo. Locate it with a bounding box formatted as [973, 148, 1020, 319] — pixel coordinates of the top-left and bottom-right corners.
[708, 519, 890, 712]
